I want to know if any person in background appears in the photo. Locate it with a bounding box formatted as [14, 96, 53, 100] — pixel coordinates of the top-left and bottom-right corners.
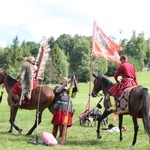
[112, 113, 117, 125]
[12, 56, 37, 106]
[51, 76, 78, 140]
[108, 55, 138, 111]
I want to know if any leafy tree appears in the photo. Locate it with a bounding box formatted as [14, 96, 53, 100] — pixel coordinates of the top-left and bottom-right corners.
[48, 36, 55, 49]
[55, 34, 73, 56]
[70, 36, 90, 82]
[11, 36, 19, 65]
[125, 31, 137, 57]
[51, 43, 69, 83]
[145, 39, 150, 68]
[122, 32, 147, 71]
[26, 41, 39, 57]
[20, 41, 31, 57]
[92, 56, 108, 75]
[106, 61, 117, 76]
[1, 31, 150, 83]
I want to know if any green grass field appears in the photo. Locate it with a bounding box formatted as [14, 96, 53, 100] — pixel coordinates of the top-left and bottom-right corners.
[0, 71, 150, 150]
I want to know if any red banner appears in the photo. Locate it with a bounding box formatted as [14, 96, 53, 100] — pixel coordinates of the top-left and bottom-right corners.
[92, 21, 123, 64]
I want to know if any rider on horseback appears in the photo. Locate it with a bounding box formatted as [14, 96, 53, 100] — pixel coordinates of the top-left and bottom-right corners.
[12, 56, 37, 107]
[108, 55, 138, 111]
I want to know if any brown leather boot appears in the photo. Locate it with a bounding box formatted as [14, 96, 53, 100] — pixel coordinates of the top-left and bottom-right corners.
[52, 125, 58, 138]
[12, 94, 20, 107]
[107, 96, 116, 111]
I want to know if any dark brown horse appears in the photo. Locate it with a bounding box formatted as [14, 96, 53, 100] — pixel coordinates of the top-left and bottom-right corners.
[0, 70, 55, 135]
[91, 73, 150, 146]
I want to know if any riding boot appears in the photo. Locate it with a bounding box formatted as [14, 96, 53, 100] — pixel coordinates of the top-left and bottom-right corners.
[52, 125, 58, 138]
[107, 96, 116, 111]
[12, 94, 20, 107]
[59, 125, 63, 138]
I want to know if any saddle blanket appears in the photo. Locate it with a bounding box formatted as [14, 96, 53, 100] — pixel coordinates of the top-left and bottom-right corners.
[116, 87, 132, 114]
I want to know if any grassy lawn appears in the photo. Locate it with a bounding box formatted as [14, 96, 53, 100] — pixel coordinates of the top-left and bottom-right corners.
[0, 71, 150, 150]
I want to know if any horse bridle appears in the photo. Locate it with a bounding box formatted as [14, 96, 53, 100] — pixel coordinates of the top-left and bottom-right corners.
[92, 76, 104, 97]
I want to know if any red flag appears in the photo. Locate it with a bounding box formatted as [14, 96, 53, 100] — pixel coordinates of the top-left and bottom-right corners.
[92, 21, 123, 64]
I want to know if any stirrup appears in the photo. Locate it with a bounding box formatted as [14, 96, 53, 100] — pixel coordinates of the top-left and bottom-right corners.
[13, 103, 21, 108]
[107, 107, 116, 111]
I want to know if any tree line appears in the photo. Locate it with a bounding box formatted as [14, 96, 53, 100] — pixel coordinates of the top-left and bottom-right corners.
[0, 31, 150, 83]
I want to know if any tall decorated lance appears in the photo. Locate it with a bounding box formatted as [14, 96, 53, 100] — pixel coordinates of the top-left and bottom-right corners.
[35, 36, 51, 80]
[61, 74, 75, 145]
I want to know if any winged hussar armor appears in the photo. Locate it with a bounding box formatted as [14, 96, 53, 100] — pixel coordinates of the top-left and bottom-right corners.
[19, 36, 50, 105]
[19, 61, 37, 104]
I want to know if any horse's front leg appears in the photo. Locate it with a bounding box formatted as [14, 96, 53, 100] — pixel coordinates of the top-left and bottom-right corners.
[9, 107, 23, 134]
[96, 119, 101, 139]
[96, 110, 111, 139]
[118, 114, 123, 141]
[8, 125, 13, 133]
[26, 110, 42, 135]
[131, 116, 139, 146]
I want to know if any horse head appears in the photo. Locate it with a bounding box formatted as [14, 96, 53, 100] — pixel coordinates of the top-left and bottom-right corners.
[91, 73, 102, 97]
[0, 64, 7, 84]
[0, 70, 6, 84]
[91, 73, 114, 97]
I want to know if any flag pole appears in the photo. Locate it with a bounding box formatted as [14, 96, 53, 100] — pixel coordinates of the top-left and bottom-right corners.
[84, 20, 123, 112]
[85, 20, 95, 111]
[85, 55, 92, 111]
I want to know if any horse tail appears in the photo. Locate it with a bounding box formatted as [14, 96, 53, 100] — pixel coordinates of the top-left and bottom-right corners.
[141, 88, 150, 138]
[0, 91, 4, 103]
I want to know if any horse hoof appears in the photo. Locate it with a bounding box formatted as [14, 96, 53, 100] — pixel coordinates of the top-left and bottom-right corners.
[19, 129, 23, 134]
[26, 133, 31, 136]
[97, 135, 102, 139]
[8, 130, 12, 133]
[131, 144, 135, 147]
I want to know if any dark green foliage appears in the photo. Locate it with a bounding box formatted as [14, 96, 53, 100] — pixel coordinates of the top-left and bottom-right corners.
[70, 35, 90, 82]
[51, 43, 69, 82]
[92, 57, 108, 75]
[55, 34, 73, 56]
[106, 61, 117, 76]
[1, 31, 150, 83]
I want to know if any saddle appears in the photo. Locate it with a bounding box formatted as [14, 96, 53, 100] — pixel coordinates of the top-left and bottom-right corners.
[21, 95, 31, 105]
[116, 88, 132, 114]
[106, 88, 132, 114]
[12, 92, 31, 108]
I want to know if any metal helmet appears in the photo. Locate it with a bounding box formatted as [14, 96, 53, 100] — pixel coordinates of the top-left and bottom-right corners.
[60, 76, 68, 84]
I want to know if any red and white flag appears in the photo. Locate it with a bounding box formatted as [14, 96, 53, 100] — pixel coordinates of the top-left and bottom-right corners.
[92, 21, 123, 64]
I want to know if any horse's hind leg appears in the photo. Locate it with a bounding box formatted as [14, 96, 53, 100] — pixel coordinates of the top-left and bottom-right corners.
[26, 110, 42, 135]
[9, 107, 23, 134]
[132, 116, 139, 146]
[118, 114, 123, 141]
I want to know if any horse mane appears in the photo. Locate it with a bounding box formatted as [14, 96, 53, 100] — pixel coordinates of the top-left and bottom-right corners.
[99, 74, 114, 89]
[4, 71, 18, 87]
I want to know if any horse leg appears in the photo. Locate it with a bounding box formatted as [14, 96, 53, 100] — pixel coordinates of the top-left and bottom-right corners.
[118, 114, 123, 141]
[97, 119, 101, 139]
[8, 125, 13, 133]
[26, 110, 42, 135]
[131, 116, 139, 146]
[97, 110, 111, 139]
[9, 107, 23, 134]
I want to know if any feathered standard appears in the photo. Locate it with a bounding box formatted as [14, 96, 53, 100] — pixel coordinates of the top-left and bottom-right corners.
[35, 36, 51, 80]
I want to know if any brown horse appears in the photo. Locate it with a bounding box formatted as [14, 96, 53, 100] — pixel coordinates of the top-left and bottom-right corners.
[0, 70, 55, 135]
[91, 73, 150, 146]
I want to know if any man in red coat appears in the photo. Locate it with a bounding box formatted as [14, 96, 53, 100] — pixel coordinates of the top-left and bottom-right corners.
[108, 55, 138, 111]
